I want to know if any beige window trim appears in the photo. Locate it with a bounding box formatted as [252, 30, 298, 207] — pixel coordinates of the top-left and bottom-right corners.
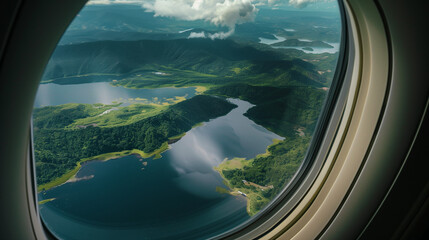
[261, 0, 389, 239]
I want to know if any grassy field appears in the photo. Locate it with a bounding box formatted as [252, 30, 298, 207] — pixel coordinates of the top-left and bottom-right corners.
[110, 65, 219, 90]
[33, 103, 126, 131]
[36, 96, 200, 130]
[215, 157, 253, 172]
[38, 198, 56, 205]
[67, 104, 169, 128]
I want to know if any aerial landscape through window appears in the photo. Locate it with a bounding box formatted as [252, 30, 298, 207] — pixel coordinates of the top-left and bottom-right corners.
[33, 0, 342, 239]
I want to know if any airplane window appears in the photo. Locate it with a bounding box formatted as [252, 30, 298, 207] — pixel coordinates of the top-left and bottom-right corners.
[32, 0, 343, 239]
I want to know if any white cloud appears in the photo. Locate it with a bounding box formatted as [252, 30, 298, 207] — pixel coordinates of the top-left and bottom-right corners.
[88, 0, 335, 38]
[288, 0, 334, 8]
[255, 0, 282, 6]
[188, 31, 207, 38]
[260, 0, 334, 8]
[207, 29, 235, 40]
[142, 0, 258, 39]
[88, 0, 145, 5]
[187, 29, 236, 40]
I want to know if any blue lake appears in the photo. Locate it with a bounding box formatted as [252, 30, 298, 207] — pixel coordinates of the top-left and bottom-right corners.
[259, 34, 340, 54]
[34, 82, 197, 107]
[38, 98, 283, 239]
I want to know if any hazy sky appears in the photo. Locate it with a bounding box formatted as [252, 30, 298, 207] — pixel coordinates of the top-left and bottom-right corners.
[87, 0, 338, 10]
[86, 0, 338, 39]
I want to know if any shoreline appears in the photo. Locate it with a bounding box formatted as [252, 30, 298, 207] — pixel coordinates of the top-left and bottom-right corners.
[37, 142, 169, 193]
[37, 115, 212, 193]
[110, 82, 210, 94]
[38, 198, 56, 205]
[214, 139, 283, 216]
[40, 76, 210, 95]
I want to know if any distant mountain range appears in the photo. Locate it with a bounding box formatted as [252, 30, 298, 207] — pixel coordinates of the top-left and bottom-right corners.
[272, 39, 334, 48]
[43, 38, 325, 87]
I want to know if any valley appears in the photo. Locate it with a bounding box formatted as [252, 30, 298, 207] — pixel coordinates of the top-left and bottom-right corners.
[35, 37, 330, 215]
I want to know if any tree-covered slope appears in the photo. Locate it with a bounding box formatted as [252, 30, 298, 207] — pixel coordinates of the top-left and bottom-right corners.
[209, 84, 326, 215]
[207, 83, 326, 136]
[272, 39, 334, 48]
[42, 39, 325, 88]
[43, 39, 279, 78]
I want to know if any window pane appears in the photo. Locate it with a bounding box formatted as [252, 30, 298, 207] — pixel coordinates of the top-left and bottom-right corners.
[33, 1, 342, 239]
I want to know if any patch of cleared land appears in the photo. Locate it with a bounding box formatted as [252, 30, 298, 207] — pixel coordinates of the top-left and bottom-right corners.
[67, 174, 95, 183]
[68, 104, 168, 128]
[296, 127, 306, 137]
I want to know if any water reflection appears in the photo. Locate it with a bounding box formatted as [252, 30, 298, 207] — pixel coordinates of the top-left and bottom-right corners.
[38, 99, 283, 239]
[169, 99, 283, 196]
[34, 82, 196, 107]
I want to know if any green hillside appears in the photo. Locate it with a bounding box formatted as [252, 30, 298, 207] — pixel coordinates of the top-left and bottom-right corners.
[208, 83, 326, 136]
[272, 39, 334, 48]
[43, 39, 280, 78]
[42, 39, 325, 88]
[209, 84, 326, 215]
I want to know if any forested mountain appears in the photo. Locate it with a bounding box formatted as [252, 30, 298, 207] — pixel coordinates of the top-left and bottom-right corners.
[208, 84, 326, 137]
[42, 38, 325, 87]
[272, 39, 334, 48]
[209, 84, 326, 214]
[44, 39, 278, 78]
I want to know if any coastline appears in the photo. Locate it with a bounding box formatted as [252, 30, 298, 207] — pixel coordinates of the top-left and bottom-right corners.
[214, 139, 283, 216]
[38, 198, 56, 205]
[214, 157, 258, 216]
[37, 113, 215, 193]
[37, 142, 169, 193]
[111, 82, 210, 94]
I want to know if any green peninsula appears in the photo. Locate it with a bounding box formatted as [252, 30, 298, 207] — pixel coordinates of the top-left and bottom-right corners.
[34, 95, 237, 190]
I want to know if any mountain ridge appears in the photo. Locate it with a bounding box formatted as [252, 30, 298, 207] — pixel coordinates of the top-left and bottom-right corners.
[43, 38, 325, 87]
